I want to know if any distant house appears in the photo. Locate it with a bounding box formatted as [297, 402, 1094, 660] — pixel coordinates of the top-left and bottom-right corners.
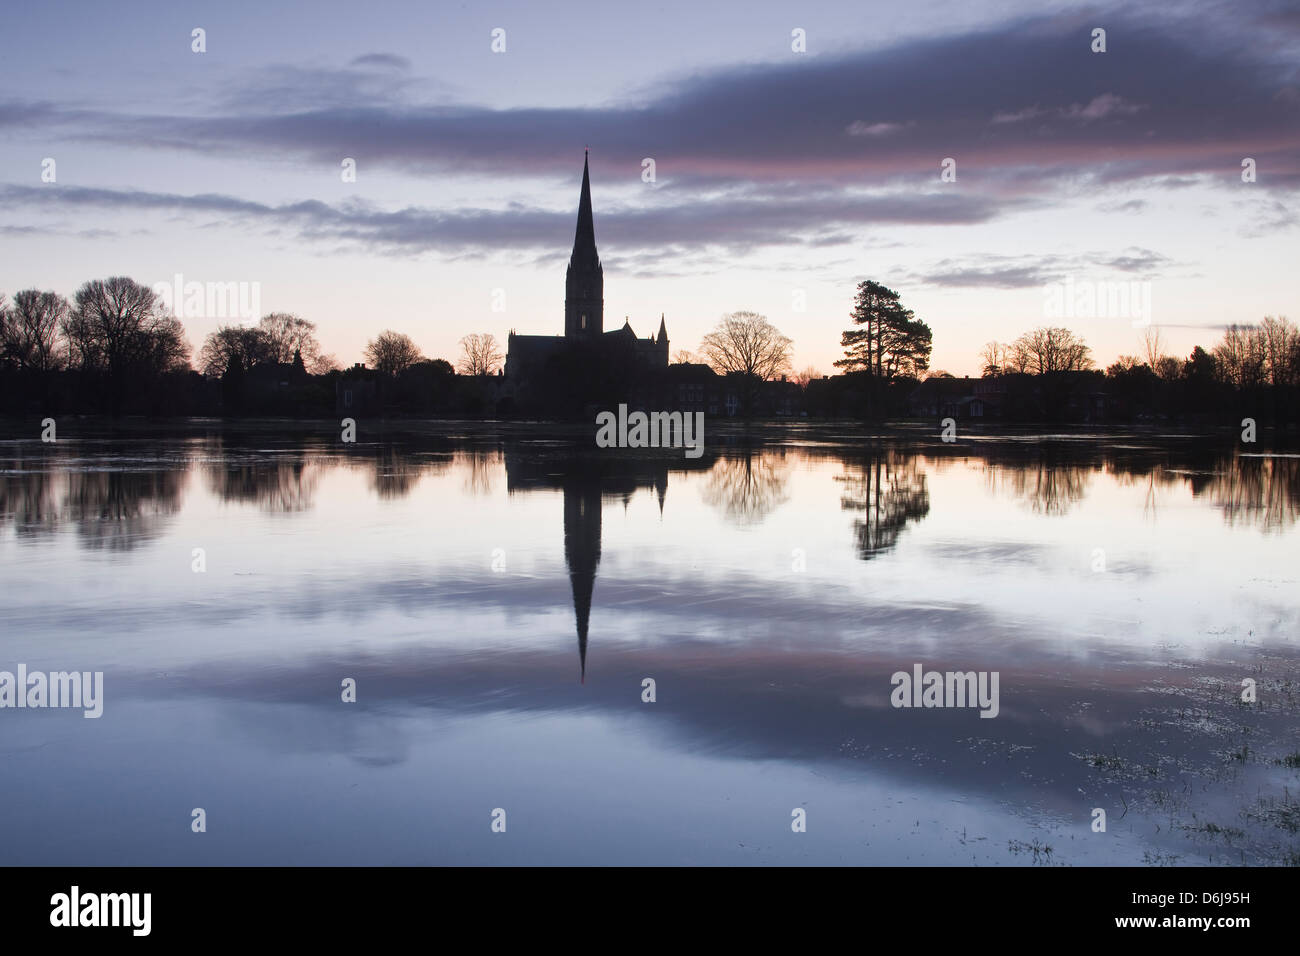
[908, 375, 983, 419]
[245, 348, 309, 396]
[973, 376, 1005, 418]
[335, 363, 380, 416]
[664, 362, 717, 415]
[954, 371, 1110, 422]
[762, 377, 801, 417]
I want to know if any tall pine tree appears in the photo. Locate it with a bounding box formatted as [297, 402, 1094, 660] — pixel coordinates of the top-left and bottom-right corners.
[835, 281, 932, 380]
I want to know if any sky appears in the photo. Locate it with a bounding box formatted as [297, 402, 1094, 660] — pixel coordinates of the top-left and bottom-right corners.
[2, 0, 1298, 376]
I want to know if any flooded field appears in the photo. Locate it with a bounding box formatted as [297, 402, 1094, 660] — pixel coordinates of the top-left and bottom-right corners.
[1, 423, 1297, 865]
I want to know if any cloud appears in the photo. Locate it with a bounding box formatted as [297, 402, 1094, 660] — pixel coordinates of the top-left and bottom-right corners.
[1097, 198, 1147, 213]
[3, 9, 1297, 188]
[846, 121, 910, 137]
[915, 260, 1061, 289]
[0, 182, 1023, 263]
[906, 247, 1175, 290]
[2, 5, 1297, 270]
[349, 53, 412, 71]
[995, 93, 1144, 125]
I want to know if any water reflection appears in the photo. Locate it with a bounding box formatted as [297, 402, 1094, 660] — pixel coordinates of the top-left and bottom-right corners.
[504, 449, 714, 680]
[365, 445, 453, 500]
[700, 449, 791, 526]
[0, 445, 186, 549]
[205, 450, 321, 513]
[837, 447, 930, 559]
[2, 429, 1299, 865]
[1207, 455, 1300, 530]
[5, 439, 1300, 551]
[989, 459, 1089, 516]
[65, 468, 186, 550]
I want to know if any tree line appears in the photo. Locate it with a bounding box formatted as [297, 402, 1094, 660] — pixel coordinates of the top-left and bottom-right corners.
[3, 273, 1294, 423]
[0, 276, 515, 416]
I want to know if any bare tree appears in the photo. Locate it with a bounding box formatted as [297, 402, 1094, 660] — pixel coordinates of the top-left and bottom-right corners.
[1154, 355, 1182, 380]
[1259, 315, 1298, 387]
[365, 330, 423, 376]
[259, 313, 322, 365]
[1107, 354, 1144, 374]
[1213, 317, 1297, 388]
[1213, 324, 1266, 388]
[457, 333, 504, 376]
[1010, 327, 1093, 375]
[1006, 339, 1033, 374]
[979, 341, 1009, 377]
[309, 353, 341, 375]
[1140, 327, 1163, 369]
[672, 349, 698, 365]
[66, 277, 191, 400]
[792, 365, 821, 387]
[3, 289, 68, 372]
[1139, 328, 1185, 380]
[199, 325, 270, 377]
[699, 311, 793, 416]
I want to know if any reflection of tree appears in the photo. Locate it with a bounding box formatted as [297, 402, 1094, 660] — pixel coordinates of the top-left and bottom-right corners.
[1, 449, 187, 550]
[367, 448, 456, 500]
[700, 450, 791, 525]
[1208, 455, 1300, 530]
[837, 449, 929, 559]
[459, 448, 502, 496]
[985, 459, 1090, 516]
[65, 469, 186, 550]
[0, 453, 61, 537]
[206, 455, 320, 512]
[367, 447, 427, 500]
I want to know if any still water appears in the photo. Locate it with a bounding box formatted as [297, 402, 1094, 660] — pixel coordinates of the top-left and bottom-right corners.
[1, 423, 1297, 865]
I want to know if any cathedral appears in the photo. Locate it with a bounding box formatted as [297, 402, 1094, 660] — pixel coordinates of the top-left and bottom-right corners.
[504, 151, 670, 389]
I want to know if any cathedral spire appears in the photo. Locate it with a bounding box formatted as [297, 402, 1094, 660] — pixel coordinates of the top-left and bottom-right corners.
[572, 150, 597, 265]
[565, 150, 604, 339]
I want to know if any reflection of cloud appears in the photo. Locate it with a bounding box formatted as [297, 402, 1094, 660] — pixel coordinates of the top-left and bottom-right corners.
[117, 621, 1300, 864]
[219, 703, 413, 768]
[700, 450, 791, 525]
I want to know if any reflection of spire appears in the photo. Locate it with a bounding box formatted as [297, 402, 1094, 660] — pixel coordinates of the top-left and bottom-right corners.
[563, 476, 602, 683]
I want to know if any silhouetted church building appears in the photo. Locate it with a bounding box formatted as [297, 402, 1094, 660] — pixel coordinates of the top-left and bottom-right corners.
[504, 152, 669, 401]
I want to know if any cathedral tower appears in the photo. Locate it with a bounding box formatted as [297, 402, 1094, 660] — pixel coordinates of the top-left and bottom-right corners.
[565, 151, 603, 340]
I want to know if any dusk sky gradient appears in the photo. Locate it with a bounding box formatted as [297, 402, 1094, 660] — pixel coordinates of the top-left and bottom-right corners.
[2, 0, 1297, 375]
